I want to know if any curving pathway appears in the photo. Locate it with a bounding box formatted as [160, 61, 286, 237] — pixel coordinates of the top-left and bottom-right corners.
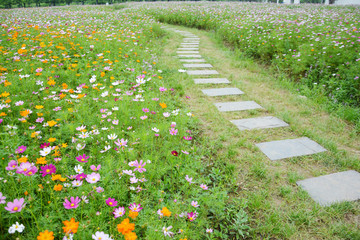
[162, 26, 360, 207]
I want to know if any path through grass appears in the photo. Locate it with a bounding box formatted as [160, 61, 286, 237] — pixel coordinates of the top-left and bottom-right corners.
[158, 24, 360, 239]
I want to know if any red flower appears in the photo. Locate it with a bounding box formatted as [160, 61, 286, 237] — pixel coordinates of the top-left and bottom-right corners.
[171, 151, 178, 156]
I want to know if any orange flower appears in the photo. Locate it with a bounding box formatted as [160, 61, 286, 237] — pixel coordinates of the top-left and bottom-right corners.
[20, 110, 30, 117]
[48, 138, 56, 142]
[117, 218, 135, 235]
[128, 210, 138, 220]
[52, 174, 66, 182]
[47, 120, 57, 127]
[0, 112, 7, 116]
[18, 156, 28, 163]
[100, 71, 105, 77]
[37, 230, 54, 240]
[62, 218, 79, 234]
[36, 157, 47, 164]
[161, 207, 171, 217]
[125, 232, 137, 240]
[54, 184, 63, 191]
[159, 103, 167, 109]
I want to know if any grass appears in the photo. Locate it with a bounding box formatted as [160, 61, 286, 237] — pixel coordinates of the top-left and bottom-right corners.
[158, 24, 360, 239]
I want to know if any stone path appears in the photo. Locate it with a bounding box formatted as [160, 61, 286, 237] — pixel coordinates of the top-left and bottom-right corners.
[162, 26, 360, 206]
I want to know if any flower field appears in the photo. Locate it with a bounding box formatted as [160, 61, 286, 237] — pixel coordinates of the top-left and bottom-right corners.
[0, 6, 244, 239]
[143, 2, 360, 123]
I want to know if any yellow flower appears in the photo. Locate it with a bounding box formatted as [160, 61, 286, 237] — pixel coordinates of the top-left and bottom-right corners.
[47, 120, 57, 127]
[35, 105, 44, 109]
[61, 143, 68, 148]
[48, 138, 56, 142]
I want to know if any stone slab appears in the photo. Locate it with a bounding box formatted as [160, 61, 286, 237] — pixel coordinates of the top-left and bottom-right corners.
[178, 48, 199, 51]
[231, 116, 288, 131]
[183, 63, 213, 68]
[201, 87, 243, 96]
[178, 55, 202, 58]
[187, 70, 219, 75]
[181, 43, 199, 45]
[183, 41, 200, 43]
[214, 101, 262, 112]
[256, 137, 327, 161]
[177, 51, 200, 54]
[180, 59, 206, 63]
[183, 38, 200, 40]
[194, 78, 230, 84]
[297, 170, 360, 206]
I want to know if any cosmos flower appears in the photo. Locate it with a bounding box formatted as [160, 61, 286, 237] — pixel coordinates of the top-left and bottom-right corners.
[4, 198, 26, 213]
[106, 198, 118, 207]
[129, 203, 142, 212]
[76, 154, 89, 163]
[63, 196, 81, 209]
[86, 172, 100, 183]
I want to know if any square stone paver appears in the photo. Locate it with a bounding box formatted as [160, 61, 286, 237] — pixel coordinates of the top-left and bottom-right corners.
[178, 55, 202, 58]
[181, 43, 199, 45]
[177, 51, 200, 54]
[297, 170, 360, 206]
[256, 137, 327, 161]
[194, 78, 230, 84]
[183, 38, 200, 40]
[231, 116, 288, 131]
[201, 87, 243, 96]
[187, 70, 219, 75]
[180, 59, 206, 63]
[214, 101, 262, 112]
[183, 63, 213, 68]
[178, 48, 199, 51]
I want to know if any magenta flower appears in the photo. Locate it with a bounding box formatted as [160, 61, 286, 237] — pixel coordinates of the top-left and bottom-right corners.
[76, 154, 89, 163]
[39, 142, 50, 149]
[187, 212, 197, 222]
[129, 203, 142, 212]
[169, 128, 178, 135]
[63, 196, 81, 209]
[90, 165, 101, 171]
[106, 198, 118, 207]
[142, 108, 149, 113]
[5, 160, 18, 171]
[40, 164, 56, 177]
[86, 172, 100, 183]
[5, 198, 26, 213]
[133, 160, 146, 173]
[183, 136, 192, 141]
[75, 173, 87, 181]
[0, 119, 2, 124]
[113, 206, 125, 218]
[15, 145, 26, 154]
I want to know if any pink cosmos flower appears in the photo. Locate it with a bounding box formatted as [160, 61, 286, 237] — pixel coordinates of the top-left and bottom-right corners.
[0, 192, 6, 204]
[187, 212, 197, 222]
[200, 184, 208, 190]
[183, 136, 192, 141]
[96, 187, 104, 193]
[72, 180, 83, 187]
[133, 160, 146, 173]
[40, 164, 56, 177]
[76, 154, 89, 163]
[63, 196, 81, 209]
[185, 175, 194, 184]
[6, 160, 18, 171]
[5, 198, 26, 213]
[114, 138, 128, 147]
[36, 117, 44, 123]
[16, 162, 36, 176]
[129, 203, 142, 212]
[106, 198, 118, 207]
[90, 165, 101, 171]
[169, 128, 178, 135]
[206, 228, 213, 233]
[142, 108, 149, 113]
[113, 207, 125, 218]
[191, 201, 199, 208]
[159, 87, 167, 92]
[15, 146, 26, 154]
[0, 119, 3, 124]
[86, 172, 100, 183]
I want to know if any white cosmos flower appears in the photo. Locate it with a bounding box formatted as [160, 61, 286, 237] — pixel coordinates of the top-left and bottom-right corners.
[107, 134, 118, 140]
[8, 222, 25, 234]
[152, 127, 159, 132]
[40, 146, 52, 156]
[74, 165, 84, 174]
